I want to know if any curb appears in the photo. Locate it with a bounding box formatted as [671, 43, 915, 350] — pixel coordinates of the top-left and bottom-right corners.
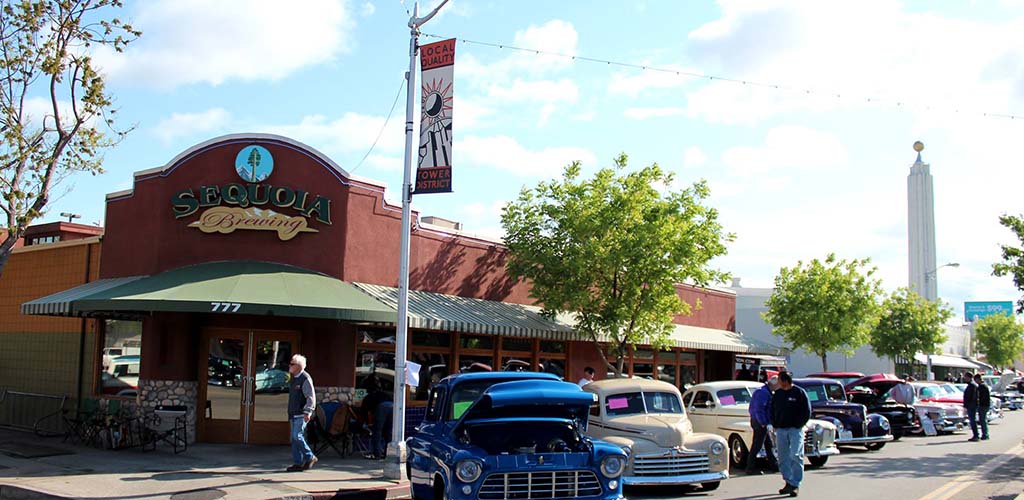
[0, 484, 68, 500]
[297, 482, 410, 500]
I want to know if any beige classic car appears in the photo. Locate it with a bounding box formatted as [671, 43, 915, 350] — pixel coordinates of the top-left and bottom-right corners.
[682, 381, 840, 468]
[582, 378, 729, 491]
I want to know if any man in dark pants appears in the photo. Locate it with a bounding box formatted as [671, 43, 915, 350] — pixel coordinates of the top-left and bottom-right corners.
[360, 375, 394, 459]
[973, 374, 991, 440]
[963, 375, 980, 442]
[770, 371, 810, 498]
[746, 376, 779, 475]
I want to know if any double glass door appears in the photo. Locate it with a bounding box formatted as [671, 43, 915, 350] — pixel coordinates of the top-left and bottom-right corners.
[200, 328, 299, 444]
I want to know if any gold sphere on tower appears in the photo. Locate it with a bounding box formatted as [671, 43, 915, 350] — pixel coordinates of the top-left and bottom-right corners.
[913, 141, 924, 153]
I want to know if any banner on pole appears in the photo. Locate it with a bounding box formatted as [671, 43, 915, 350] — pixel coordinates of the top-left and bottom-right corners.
[416, 38, 455, 194]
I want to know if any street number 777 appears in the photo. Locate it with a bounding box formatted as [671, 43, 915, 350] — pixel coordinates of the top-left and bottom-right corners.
[210, 302, 242, 312]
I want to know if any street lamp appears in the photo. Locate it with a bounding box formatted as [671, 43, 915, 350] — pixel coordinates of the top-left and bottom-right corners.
[924, 262, 959, 283]
[59, 212, 81, 223]
[923, 262, 959, 380]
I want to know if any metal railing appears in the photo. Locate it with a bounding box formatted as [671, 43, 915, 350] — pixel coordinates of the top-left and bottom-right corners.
[0, 390, 67, 437]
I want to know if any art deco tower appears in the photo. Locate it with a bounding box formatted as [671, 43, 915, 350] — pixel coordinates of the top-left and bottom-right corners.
[908, 141, 937, 302]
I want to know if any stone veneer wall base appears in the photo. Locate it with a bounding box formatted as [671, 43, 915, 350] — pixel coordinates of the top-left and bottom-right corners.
[138, 379, 198, 444]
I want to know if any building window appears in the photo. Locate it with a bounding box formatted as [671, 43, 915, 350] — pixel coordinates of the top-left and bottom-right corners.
[99, 319, 142, 398]
[410, 332, 451, 401]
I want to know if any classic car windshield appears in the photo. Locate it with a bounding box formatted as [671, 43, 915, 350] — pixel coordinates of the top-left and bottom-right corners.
[605, 391, 683, 416]
[918, 385, 944, 398]
[804, 383, 847, 402]
[449, 380, 507, 419]
[716, 388, 753, 406]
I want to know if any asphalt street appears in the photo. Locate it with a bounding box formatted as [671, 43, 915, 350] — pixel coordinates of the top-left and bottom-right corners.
[627, 410, 1024, 500]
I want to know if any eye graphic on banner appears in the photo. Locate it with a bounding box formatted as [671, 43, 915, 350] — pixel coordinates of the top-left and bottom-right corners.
[416, 38, 455, 194]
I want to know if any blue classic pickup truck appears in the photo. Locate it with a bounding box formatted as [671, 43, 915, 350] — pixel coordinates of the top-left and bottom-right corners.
[406, 372, 627, 500]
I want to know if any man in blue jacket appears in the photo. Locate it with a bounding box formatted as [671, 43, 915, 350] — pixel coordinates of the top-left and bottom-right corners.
[746, 375, 779, 474]
[771, 371, 811, 497]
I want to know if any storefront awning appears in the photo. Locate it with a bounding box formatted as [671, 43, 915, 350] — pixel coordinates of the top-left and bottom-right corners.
[352, 283, 577, 339]
[913, 353, 984, 370]
[22, 261, 397, 323]
[671, 324, 785, 355]
[21, 276, 145, 316]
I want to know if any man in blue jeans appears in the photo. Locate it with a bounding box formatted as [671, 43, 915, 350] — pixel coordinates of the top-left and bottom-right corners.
[286, 354, 317, 472]
[770, 371, 810, 497]
[360, 375, 394, 459]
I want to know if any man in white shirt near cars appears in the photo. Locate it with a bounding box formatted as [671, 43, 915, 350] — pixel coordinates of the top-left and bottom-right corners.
[578, 366, 595, 386]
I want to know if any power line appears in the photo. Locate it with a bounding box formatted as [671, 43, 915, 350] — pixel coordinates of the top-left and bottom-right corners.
[422, 33, 1022, 121]
[350, 76, 406, 175]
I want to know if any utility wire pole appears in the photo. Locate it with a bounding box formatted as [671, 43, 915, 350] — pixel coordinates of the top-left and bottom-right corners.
[385, 0, 449, 481]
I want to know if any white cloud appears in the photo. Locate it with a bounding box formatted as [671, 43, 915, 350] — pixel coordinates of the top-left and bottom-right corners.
[94, 0, 354, 88]
[721, 126, 848, 177]
[361, 2, 375, 16]
[486, 79, 579, 104]
[458, 135, 596, 177]
[153, 108, 232, 144]
[608, 65, 699, 97]
[572, 111, 597, 121]
[264, 112, 404, 155]
[624, 107, 686, 119]
[463, 199, 506, 220]
[683, 146, 708, 168]
[684, 0, 1024, 124]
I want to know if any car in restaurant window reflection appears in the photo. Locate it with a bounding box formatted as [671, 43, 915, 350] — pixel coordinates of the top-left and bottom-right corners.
[102, 355, 140, 397]
[255, 367, 291, 393]
[208, 355, 242, 387]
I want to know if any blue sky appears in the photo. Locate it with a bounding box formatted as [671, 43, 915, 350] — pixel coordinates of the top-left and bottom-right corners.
[34, 0, 1024, 323]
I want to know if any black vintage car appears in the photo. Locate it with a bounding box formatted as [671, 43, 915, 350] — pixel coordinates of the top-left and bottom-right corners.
[845, 374, 920, 438]
[793, 378, 894, 450]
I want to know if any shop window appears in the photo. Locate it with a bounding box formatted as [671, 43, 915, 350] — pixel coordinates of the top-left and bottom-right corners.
[501, 357, 531, 372]
[359, 328, 397, 345]
[633, 362, 654, 380]
[356, 349, 396, 401]
[539, 358, 565, 379]
[460, 335, 493, 350]
[657, 363, 677, 385]
[501, 337, 532, 352]
[411, 353, 449, 401]
[540, 341, 565, 354]
[412, 331, 451, 348]
[99, 319, 143, 398]
[680, 366, 699, 391]
[457, 354, 494, 373]
[633, 348, 655, 360]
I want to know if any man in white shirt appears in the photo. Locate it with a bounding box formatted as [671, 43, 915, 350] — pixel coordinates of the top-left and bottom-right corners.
[578, 366, 595, 386]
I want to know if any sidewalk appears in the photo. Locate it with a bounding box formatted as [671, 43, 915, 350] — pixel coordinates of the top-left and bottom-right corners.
[0, 428, 409, 499]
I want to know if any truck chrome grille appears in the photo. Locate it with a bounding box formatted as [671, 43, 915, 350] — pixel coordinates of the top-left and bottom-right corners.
[632, 450, 709, 476]
[478, 470, 601, 499]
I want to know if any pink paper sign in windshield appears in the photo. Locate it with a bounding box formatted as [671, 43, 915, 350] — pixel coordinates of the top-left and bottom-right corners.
[607, 397, 629, 410]
[719, 395, 736, 406]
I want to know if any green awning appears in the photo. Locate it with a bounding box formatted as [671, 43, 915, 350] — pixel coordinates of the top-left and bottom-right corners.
[353, 282, 577, 339]
[24, 261, 397, 323]
[670, 324, 786, 355]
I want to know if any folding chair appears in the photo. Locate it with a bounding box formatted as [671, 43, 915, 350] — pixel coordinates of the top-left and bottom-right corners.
[310, 402, 346, 458]
[143, 405, 188, 454]
[348, 404, 372, 457]
[63, 398, 101, 445]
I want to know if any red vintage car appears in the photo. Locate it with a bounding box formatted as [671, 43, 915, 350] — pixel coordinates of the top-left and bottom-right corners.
[806, 371, 865, 388]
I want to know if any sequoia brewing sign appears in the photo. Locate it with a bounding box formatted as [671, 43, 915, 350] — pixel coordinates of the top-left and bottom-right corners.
[171, 145, 331, 241]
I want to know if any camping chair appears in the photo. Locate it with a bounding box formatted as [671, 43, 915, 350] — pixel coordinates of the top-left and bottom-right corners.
[63, 398, 102, 445]
[143, 405, 188, 454]
[310, 402, 346, 458]
[348, 404, 373, 457]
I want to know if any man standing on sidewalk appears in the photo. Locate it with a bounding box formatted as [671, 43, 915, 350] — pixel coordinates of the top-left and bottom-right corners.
[287, 354, 317, 472]
[746, 375, 780, 475]
[964, 374, 980, 442]
[973, 374, 991, 440]
[770, 371, 810, 498]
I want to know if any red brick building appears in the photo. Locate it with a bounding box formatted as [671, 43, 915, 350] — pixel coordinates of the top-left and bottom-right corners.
[5, 134, 777, 445]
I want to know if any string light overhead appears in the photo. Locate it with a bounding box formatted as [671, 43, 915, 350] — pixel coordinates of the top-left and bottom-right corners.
[422, 33, 1022, 121]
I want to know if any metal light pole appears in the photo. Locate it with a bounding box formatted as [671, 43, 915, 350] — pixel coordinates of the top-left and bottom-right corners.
[923, 262, 960, 380]
[385, 0, 448, 482]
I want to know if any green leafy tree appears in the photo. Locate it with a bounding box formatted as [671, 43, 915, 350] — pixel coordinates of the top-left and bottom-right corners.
[992, 214, 1024, 313]
[764, 254, 882, 371]
[501, 154, 733, 376]
[0, 0, 140, 276]
[974, 313, 1024, 369]
[870, 288, 952, 364]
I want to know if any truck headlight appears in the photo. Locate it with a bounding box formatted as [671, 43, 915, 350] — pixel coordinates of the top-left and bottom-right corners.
[880, 418, 890, 431]
[710, 442, 726, 456]
[455, 459, 482, 483]
[601, 455, 625, 478]
[814, 424, 824, 435]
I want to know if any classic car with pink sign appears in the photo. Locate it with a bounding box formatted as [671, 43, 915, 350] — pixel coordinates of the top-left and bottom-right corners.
[582, 378, 730, 492]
